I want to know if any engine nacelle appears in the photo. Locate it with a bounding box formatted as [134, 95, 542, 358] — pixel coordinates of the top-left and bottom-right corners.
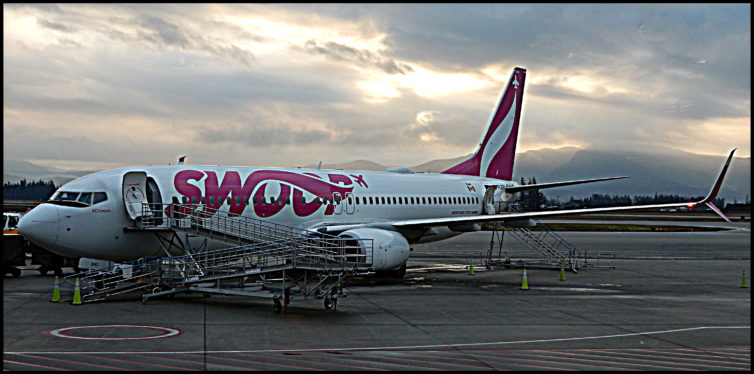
[338, 228, 410, 272]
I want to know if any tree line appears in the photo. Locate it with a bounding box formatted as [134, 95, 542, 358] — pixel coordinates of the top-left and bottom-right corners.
[3, 179, 59, 200]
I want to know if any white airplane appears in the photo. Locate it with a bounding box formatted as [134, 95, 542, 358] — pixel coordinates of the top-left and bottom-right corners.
[18, 67, 736, 275]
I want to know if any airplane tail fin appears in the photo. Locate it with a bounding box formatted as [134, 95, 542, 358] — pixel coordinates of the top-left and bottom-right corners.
[442, 67, 526, 180]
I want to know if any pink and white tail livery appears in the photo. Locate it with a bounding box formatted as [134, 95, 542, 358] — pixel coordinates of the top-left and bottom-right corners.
[442, 67, 526, 180]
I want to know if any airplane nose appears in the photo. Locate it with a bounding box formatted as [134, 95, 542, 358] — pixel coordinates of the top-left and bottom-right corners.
[18, 204, 60, 249]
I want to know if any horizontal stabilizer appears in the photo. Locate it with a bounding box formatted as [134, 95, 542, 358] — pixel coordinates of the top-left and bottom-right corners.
[505, 176, 629, 194]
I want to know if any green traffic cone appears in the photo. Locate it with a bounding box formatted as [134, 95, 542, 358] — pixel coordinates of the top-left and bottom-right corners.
[520, 268, 529, 290]
[741, 270, 749, 288]
[468, 264, 475, 276]
[51, 276, 61, 302]
[72, 277, 82, 305]
[559, 264, 566, 281]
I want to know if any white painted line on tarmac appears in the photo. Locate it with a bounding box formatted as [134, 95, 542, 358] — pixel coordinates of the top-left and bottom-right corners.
[8, 325, 750, 355]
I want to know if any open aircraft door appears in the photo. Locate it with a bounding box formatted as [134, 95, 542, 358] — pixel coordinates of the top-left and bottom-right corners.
[122, 171, 149, 221]
[483, 185, 497, 215]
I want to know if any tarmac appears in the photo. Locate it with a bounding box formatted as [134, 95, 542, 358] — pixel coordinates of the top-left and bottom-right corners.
[3, 219, 750, 370]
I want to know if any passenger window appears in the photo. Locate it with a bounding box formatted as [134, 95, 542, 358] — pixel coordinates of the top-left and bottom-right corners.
[191, 196, 198, 204]
[93, 192, 108, 204]
[209, 196, 215, 205]
[348, 196, 353, 204]
[355, 197, 360, 205]
[381, 197, 385, 204]
[77, 192, 92, 205]
[286, 197, 291, 205]
[201, 196, 206, 204]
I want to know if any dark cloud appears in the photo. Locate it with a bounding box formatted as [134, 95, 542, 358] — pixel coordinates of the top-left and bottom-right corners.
[135, 14, 191, 48]
[303, 40, 414, 74]
[196, 124, 333, 147]
[37, 18, 73, 32]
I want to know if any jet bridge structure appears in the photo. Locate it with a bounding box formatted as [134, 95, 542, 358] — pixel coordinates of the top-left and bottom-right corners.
[57, 203, 374, 313]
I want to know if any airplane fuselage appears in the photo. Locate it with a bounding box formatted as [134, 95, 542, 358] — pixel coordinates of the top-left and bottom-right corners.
[30, 164, 516, 261]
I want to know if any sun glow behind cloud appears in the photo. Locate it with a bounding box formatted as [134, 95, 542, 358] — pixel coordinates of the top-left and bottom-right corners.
[358, 66, 489, 102]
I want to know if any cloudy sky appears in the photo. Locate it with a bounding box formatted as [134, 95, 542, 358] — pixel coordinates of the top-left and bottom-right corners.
[3, 3, 750, 173]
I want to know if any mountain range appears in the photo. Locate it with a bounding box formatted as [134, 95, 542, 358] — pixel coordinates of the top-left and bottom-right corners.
[4, 147, 750, 202]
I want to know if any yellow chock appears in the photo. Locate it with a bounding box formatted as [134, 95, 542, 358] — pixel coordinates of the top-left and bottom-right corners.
[72, 277, 82, 305]
[468, 264, 475, 276]
[51, 276, 61, 302]
[520, 268, 529, 290]
[741, 270, 749, 288]
[559, 264, 566, 281]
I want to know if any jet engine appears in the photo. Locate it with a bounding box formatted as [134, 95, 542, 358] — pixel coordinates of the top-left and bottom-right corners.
[338, 228, 410, 272]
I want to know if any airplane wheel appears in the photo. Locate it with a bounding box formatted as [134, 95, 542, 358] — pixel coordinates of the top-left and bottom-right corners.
[391, 265, 407, 279]
[38, 265, 49, 275]
[324, 298, 334, 310]
[53, 268, 63, 276]
[273, 299, 282, 314]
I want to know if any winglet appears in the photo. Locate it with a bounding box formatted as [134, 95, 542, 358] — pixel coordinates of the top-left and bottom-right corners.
[690, 149, 736, 222]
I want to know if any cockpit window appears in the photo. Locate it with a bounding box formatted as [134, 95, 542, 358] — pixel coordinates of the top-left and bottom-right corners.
[49, 191, 107, 207]
[77, 192, 93, 205]
[54, 191, 80, 202]
[93, 192, 108, 204]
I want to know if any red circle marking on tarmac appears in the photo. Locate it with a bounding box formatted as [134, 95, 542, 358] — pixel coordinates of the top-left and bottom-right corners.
[45, 325, 184, 340]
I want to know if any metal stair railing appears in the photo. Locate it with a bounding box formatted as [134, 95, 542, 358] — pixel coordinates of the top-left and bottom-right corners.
[60, 234, 372, 303]
[60, 256, 162, 303]
[501, 222, 580, 270]
[139, 203, 364, 258]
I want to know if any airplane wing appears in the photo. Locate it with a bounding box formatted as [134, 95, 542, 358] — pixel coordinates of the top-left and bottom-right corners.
[316, 149, 736, 234]
[503, 176, 629, 194]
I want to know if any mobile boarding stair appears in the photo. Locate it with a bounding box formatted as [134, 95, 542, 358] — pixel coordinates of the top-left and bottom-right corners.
[484, 220, 585, 272]
[58, 204, 374, 313]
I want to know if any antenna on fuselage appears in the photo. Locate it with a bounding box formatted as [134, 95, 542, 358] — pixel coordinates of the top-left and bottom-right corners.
[178, 155, 187, 165]
[317, 161, 322, 170]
